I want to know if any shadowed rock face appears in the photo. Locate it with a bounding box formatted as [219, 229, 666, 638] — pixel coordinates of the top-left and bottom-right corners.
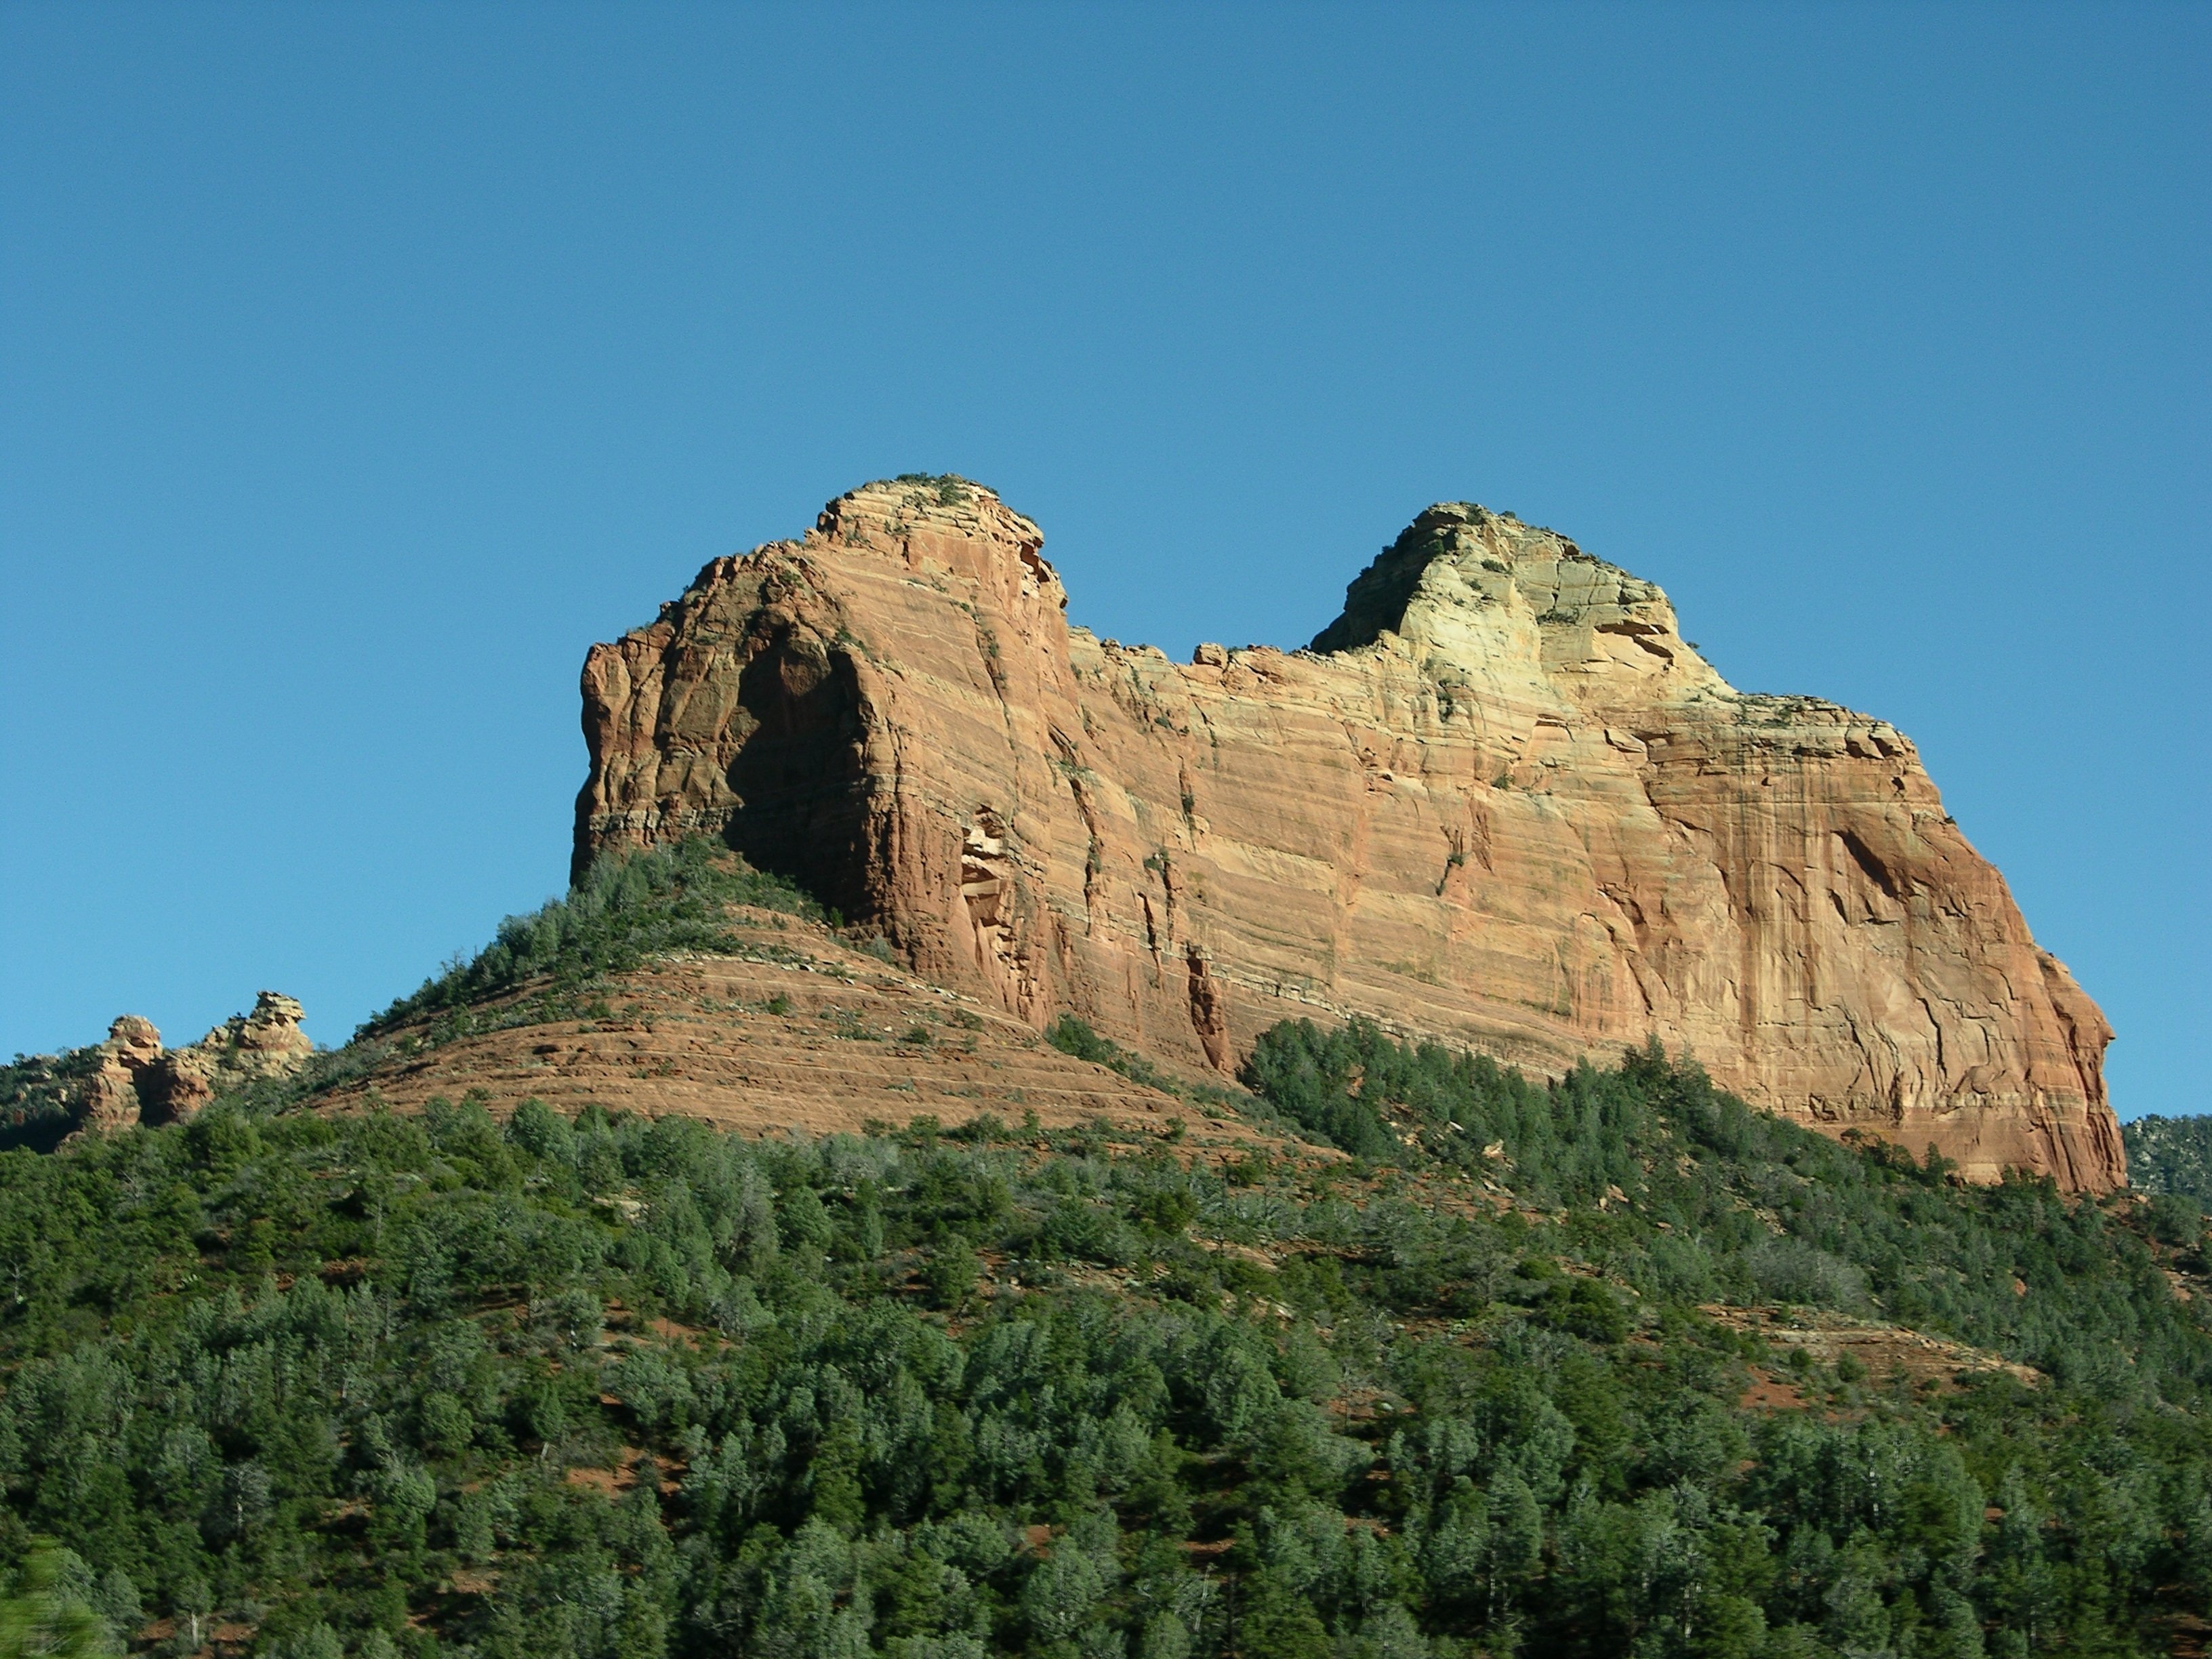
[575, 479, 2125, 1191]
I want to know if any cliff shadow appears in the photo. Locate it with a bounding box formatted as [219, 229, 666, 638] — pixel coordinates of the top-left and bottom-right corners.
[0, 1111, 79, 1153]
[721, 630, 878, 926]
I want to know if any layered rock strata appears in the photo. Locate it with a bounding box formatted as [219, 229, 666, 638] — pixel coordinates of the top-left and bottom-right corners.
[574, 478, 2125, 1190]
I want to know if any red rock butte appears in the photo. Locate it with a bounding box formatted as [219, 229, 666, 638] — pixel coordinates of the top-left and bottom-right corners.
[573, 478, 2125, 1192]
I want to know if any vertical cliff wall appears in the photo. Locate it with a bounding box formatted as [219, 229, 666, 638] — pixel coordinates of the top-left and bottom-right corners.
[575, 478, 2125, 1191]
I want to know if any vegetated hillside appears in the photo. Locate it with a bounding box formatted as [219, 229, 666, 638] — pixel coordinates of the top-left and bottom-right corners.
[0, 1048, 98, 1151]
[2, 845, 2207, 1659]
[2125, 1114, 2212, 1211]
[330, 841, 1279, 1151]
[1, 843, 1274, 1156]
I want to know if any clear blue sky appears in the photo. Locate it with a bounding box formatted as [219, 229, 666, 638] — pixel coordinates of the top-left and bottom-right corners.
[3, 3, 2204, 1120]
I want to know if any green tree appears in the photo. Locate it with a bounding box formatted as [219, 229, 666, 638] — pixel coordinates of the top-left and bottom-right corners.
[922, 1238, 979, 1311]
[0, 1546, 118, 1659]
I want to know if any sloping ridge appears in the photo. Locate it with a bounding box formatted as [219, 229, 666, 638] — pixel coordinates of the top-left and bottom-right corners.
[573, 477, 2125, 1191]
[322, 900, 1311, 1170]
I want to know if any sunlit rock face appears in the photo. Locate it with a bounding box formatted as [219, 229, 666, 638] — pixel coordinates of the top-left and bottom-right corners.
[575, 480, 2123, 1192]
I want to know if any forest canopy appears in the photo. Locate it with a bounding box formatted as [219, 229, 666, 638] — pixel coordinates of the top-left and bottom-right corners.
[0, 1027, 2206, 1659]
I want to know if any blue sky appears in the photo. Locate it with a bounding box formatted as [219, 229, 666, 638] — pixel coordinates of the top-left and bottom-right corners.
[2, 3, 2204, 1119]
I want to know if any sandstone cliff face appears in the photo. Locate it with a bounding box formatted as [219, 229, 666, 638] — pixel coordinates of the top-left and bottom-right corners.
[66, 992, 312, 1133]
[575, 479, 2125, 1191]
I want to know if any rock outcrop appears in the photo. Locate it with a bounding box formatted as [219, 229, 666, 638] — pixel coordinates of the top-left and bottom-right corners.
[574, 478, 2125, 1191]
[142, 991, 314, 1122]
[65, 992, 312, 1133]
[68, 1016, 166, 1136]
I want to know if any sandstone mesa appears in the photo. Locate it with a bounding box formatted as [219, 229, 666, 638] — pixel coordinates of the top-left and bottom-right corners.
[574, 478, 2124, 1192]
